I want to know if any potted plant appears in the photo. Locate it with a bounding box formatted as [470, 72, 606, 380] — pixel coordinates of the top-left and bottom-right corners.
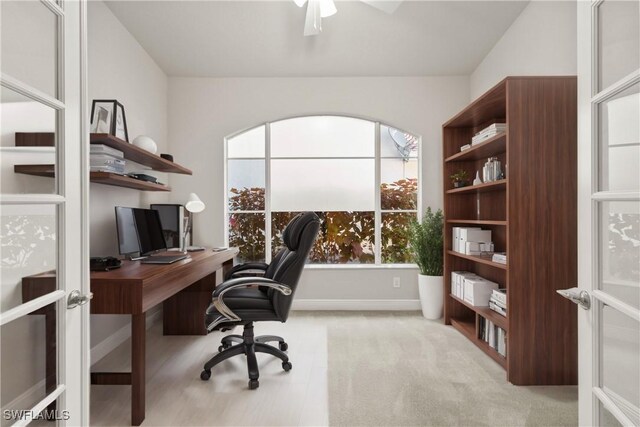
[409, 207, 444, 319]
[450, 169, 469, 188]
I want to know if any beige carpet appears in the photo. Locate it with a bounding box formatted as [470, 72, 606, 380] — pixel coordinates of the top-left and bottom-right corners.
[327, 312, 577, 426]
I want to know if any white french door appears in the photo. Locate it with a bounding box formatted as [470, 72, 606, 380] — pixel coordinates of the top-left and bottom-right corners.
[0, 1, 89, 426]
[577, 0, 639, 425]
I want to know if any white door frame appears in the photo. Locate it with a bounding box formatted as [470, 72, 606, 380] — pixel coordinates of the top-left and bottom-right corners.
[577, 1, 640, 425]
[0, 0, 90, 425]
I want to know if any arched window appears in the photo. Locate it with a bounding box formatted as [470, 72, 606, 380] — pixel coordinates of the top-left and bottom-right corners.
[225, 115, 420, 265]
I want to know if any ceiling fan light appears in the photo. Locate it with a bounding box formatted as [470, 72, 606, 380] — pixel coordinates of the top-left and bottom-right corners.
[319, 0, 337, 17]
[293, 0, 308, 7]
[304, 0, 322, 36]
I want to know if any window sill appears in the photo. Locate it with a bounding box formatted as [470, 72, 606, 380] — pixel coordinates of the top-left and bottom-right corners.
[304, 263, 419, 270]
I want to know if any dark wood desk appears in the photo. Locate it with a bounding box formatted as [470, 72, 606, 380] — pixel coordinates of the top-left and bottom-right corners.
[22, 248, 238, 426]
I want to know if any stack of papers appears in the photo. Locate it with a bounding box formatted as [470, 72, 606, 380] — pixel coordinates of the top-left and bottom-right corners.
[472, 123, 507, 145]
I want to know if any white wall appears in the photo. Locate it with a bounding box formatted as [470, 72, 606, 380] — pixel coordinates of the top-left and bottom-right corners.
[87, 1, 169, 347]
[469, 0, 577, 100]
[168, 76, 469, 303]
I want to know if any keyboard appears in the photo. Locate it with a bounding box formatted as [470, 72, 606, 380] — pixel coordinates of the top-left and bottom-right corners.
[140, 255, 188, 264]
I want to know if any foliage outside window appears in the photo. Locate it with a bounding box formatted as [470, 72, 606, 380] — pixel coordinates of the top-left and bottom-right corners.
[226, 117, 420, 265]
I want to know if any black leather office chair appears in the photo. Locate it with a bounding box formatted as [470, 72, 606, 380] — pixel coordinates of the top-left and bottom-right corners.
[200, 212, 320, 389]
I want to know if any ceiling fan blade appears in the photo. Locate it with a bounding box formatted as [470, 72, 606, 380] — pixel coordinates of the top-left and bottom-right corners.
[304, 0, 322, 36]
[360, 0, 403, 14]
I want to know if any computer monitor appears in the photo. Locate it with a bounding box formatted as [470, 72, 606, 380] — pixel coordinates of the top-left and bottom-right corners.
[150, 204, 184, 249]
[115, 207, 167, 256]
[115, 206, 140, 255]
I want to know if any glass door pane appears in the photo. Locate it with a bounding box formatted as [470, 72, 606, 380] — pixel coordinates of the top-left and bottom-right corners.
[0, 0, 59, 98]
[1, 204, 58, 312]
[600, 303, 640, 424]
[600, 201, 640, 309]
[598, 82, 640, 192]
[1, 86, 58, 195]
[1, 303, 59, 427]
[597, 0, 640, 91]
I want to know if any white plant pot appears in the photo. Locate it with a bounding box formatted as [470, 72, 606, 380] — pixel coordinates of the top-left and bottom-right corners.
[418, 274, 444, 320]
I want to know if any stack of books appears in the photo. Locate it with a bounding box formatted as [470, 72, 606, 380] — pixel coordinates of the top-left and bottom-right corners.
[492, 252, 507, 264]
[90, 144, 125, 174]
[479, 317, 507, 357]
[471, 123, 507, 145]
[489, 288, 507, 317]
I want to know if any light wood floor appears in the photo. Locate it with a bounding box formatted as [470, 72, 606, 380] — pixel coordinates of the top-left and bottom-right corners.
[91, 313, 329, 426]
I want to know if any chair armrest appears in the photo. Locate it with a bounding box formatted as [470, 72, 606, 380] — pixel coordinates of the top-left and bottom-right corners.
[206, 278, 292, 332]
[213, 277, 291, 298]
[224, 262, 269, 280]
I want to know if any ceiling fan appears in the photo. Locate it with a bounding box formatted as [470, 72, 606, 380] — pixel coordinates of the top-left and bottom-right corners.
[294, 0, 403, 36]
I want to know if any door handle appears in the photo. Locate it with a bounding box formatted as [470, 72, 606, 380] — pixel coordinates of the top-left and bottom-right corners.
[67, 289, 93, 309]
[557, 287, 591, 310]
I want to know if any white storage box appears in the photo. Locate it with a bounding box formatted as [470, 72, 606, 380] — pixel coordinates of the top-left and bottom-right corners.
[465, 241, 494, 255]
[452, 271, 480, 300]
[463, 277, 499, 306]
[458, 229, 492, 254]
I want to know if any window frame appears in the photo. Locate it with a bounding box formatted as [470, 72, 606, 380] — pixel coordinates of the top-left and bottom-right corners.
[224, 114, 422, 268]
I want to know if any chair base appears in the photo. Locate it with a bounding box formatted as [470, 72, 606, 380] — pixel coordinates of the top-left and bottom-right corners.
[200, 323, 291, 389]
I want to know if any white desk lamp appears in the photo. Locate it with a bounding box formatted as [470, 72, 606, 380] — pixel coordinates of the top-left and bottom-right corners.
[183, 193, 206, 252]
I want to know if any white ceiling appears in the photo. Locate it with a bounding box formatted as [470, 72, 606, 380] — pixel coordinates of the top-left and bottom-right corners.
[104, 0, 529, 77]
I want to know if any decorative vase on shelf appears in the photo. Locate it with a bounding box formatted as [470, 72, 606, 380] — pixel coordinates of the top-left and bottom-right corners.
[473, 171, 483, 186]
[132, 135, 158, 154]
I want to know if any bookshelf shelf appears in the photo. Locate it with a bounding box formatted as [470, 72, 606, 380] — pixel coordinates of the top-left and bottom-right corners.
[444, 132, 507, 163]
[446, 180, 506, 194]
[446, 219, 507, 226]
[447, 250, 507, 270]
[442, 76, 578, 385]
[12, 133, 189, 192]
[90, 134, 192, 175]
[450, 294, 508, 330]
[450, 318, 507, 369]
[14, 165, 171, 192]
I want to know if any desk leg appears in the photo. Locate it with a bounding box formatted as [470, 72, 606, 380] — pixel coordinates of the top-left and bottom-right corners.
[131, 313, 146, 426]
[222, 258, 234, 278]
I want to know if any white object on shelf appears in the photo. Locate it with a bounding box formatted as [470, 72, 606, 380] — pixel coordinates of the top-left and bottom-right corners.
[132, 135, 158, 154]
[458, 228, 491, 254]
[465, 241, 494, 255]
[473, 171, 483, 185]
[463, 277, 499, 306]
[90, 144, 123, 158]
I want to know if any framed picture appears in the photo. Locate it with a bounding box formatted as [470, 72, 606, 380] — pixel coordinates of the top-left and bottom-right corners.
[90, 100, 129, 142]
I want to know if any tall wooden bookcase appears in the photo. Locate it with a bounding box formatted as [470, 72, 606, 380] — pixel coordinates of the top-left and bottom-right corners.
[442, 76, 578, 385]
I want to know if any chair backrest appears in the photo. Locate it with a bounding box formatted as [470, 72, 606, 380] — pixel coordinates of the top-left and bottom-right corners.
[265, 212, 320, 320]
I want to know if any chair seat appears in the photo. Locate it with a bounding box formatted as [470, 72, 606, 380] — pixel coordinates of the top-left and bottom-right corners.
[205, 287, 280, 328]
[223, 287, 272, 310]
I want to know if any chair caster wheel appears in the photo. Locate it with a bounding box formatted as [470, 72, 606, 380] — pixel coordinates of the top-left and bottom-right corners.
[249, 379, 259, 390]
[279, 342, 288, 351]
[200, 370, 211, 381]
[282, 361, 292, 371]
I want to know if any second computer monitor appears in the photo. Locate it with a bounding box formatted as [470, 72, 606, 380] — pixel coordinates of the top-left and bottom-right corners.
[115, 207, 167, 256]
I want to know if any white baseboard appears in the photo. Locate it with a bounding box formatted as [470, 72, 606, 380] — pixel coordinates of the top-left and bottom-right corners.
[90, 309, 162, 365]
[291, 299, 421, 311]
